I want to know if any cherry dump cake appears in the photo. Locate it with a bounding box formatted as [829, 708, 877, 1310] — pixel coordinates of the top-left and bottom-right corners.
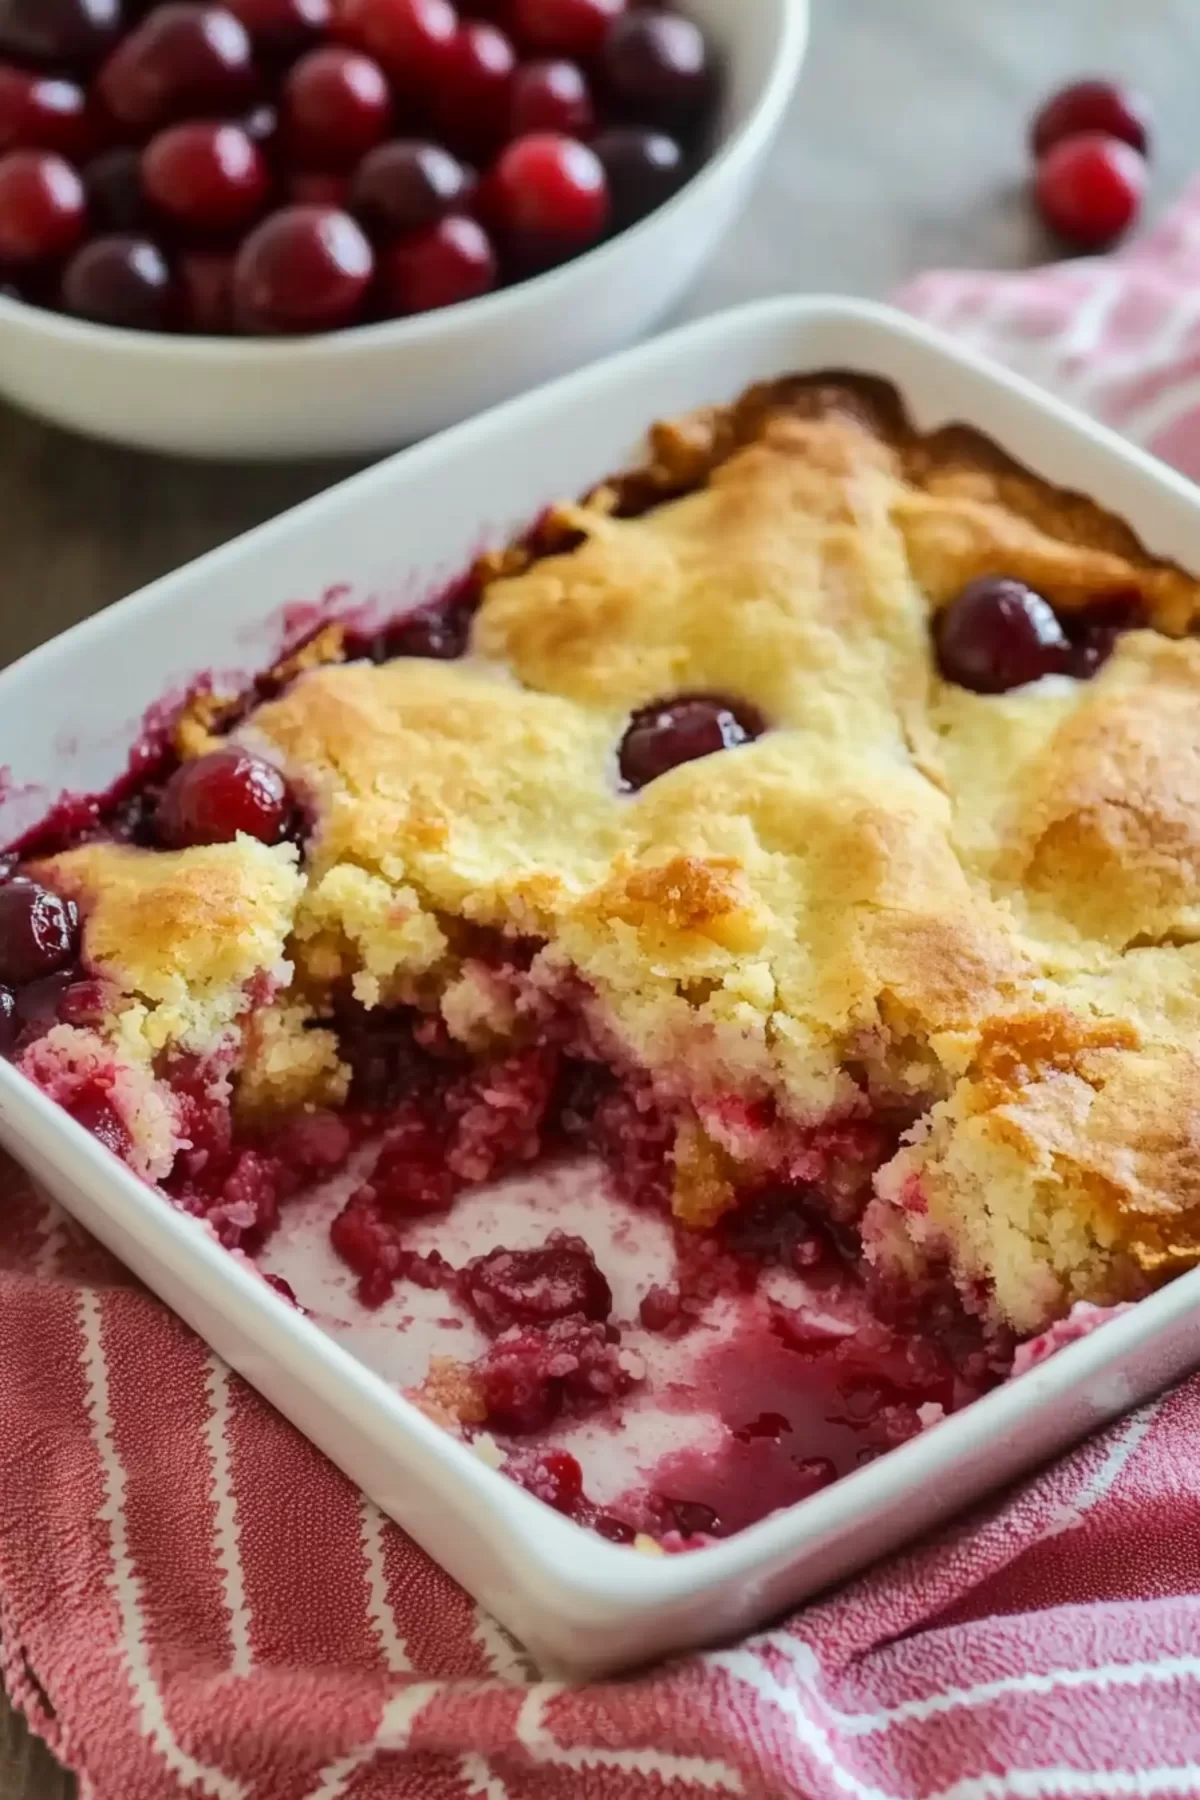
[9, 371, 1200, 1544]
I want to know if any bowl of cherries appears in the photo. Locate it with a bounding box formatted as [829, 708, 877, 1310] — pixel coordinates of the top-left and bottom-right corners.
[0, 0, 807, 456]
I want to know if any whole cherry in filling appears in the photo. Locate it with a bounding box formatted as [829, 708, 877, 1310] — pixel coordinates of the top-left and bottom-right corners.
[935, 576, 1072, 694]
[0, 881, 80, 987]
[618, 692, 765, 790]
[155, 747, 294, 848]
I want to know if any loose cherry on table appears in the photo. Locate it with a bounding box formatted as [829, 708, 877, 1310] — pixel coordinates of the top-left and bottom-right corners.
[0, 147, 86, 262]
[155, 746, 294, 847]
[1030, 79, 1151, 159]
[61, 230, 173, 324]
[232, 201, 374, 331]
[1034, 130, 1147, 251]
[378, 211, 495, 313]
[618, 693, 766, 790]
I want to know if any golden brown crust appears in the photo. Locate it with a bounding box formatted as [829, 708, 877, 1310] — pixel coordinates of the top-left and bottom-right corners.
[40, 371, 1200, 1333]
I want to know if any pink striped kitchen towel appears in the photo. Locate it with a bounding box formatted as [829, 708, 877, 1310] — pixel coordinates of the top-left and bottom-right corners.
[8, 184, 1200, 1800]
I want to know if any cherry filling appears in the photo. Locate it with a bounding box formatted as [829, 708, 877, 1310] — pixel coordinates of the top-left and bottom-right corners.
[618, 692, 765, 790]
[936, 576, 1144, 694]
[0, 881, 80, 986]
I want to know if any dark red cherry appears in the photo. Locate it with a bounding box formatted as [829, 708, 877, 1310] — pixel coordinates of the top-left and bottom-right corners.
[0, 882, 80, 987]
[1064, 588, 1144, 678]
[1034, 132, 1146, 251]
[510, 59, 592, 139]
[349, 138, 469, 235]
[602, 10, 714, 128]
[618, 692, 764, 790]
[1031, 79, 1151, 159]
[377, 213, 495, 313]
[0, 0, 122, 67]
[97, 4, 255, 133]
[935, 577, 1072, 693]
[434, 20, 515, 151]
[83, 146, 149, 230]
[368, 596, 473, 659]
[156, 747, 293, 846]
[143, 121, 268, 231]
[282, 45, 392, 170]
[0, 150, 86, 263]
[486, 130, 608, 266]
[511, 0, 623, 58]
[335, 0, 457, 89]
[232, 202, 373, 332]
[0, 65, 93, 158]
[62, 234, 173, 328]
[224, 0, 330, 55]
[593, 125, 683, 230]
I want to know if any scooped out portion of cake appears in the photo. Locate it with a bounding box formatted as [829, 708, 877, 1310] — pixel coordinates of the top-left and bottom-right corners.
[8, 371, 1200, 1539]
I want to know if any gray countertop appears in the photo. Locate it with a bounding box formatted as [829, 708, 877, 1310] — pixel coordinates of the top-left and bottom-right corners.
[2, 0, 1198, 1790]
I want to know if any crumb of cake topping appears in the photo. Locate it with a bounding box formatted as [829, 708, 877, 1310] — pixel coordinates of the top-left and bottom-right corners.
[671, 1116, 738, 1228]
[174, 685, 240, 760]
[236, 999, 347, 1120]
[34, 838, 304, 1056]
[293, 865, 448, 998]
[20, 1024, 181, 1182]
[412, 1355, 488, 1429]
[591, 851, 766, 952]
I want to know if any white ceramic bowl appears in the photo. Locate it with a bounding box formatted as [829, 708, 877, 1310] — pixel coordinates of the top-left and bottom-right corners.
[4, 298, 1200, 1677]
[0, 0, 807, 459]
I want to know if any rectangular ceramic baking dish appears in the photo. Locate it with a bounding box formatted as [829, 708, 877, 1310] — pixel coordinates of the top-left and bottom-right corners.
[4, 296, 1200, 1678]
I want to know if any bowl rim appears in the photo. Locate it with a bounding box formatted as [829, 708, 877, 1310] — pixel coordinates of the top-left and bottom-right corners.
[0, 0, 810, 362]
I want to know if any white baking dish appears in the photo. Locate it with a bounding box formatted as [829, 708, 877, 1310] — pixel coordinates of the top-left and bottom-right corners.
[4, 296, 1200, 1678]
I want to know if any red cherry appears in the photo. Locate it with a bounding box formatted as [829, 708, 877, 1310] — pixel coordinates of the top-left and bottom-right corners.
[1035, 131, 1146, 250]
[510, 59, 592, 139]
[593, 124, 682, 229]
[935, 577, 1072, 693]
[283, 45, 392, 170]
[378, 212, 495, 313]
[0, 0, 122, 67]
[1031, 79, 1151, 159]
[156, 748, 293, 846]
[487, 130, 608, 266]
[0, 882, 79, 988]
[61, 233, 173, 328]
[350, 137, 470, 235]
[511, 0, 623, 58]
[224, 0, 331, 55]
[233, 202, 373, 331]
[97, 4, 255, 133]
[0, 149, 86, 264]
[0, 64, 93, 158]
[83, 145, 148, 229]
[143, 121, 268, 231]
[602, 10, 713, 127]
[176, 246, 234, 328]
[618, 693, 764, 789]
[434, 20, 514, 150]
[335, 0, 457, 87]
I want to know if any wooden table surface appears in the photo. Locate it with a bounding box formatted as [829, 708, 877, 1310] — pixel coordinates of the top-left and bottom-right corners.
[4, 0, 1200, 1790]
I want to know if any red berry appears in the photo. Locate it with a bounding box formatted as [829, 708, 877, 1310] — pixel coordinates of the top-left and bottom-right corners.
[511, 0, 623, 58]
[602, 10, 713, 127]
[157, 748, 293, 847]
[0, 882, 79, 988]
[935, 578, 1071, 694]
[0, 64, 93, 158]
[350, 137, 470, 235]
[1035, 131, 1146, 250]
[434, 19, 514, 149]
[459, 1234, 612, 1334]
[510, 59, 592, 139]
[378, 212, 494, 313]
[618, 693, 764, 789]
[1031, 79, 1151, 159]
[143, 121, 268, 231]
[62, 233, 173, 328]
[487, 130, 608, 265]
[0, 149, 86, 263]
[224, 0, 331, 54]
[335, 0, 457, 87]
[0, 0, 121, 67]
[593, 125, 682, 229]
[283, 45, 392, 169]
[176, 246, 234, 328]
[233, 202, 373, 331]
[83, 145, 148, 228]
[97, 4, 255, 132]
